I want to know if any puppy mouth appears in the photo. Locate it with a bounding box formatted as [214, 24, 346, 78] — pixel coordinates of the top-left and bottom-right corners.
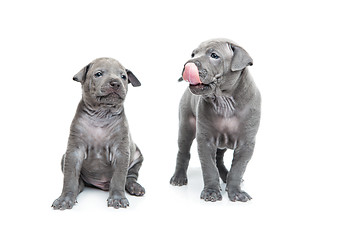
[189, 82, 212, 90]
[182, 62, 216, 95]
[188, 82, 215, 95]
[96, 93, 123, 104]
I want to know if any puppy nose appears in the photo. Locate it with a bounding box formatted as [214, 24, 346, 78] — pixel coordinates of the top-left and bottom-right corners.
[194, 60, 201, 68]
[109, 80, 121, 89]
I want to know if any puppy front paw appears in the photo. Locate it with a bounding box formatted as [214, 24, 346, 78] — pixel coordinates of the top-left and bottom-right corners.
[227, 188, 252, 202]
[107, 192, 129, 209]
[52, 193, 77, 210]
[200, 188, 222, 202]
[170, 172, 188, 186]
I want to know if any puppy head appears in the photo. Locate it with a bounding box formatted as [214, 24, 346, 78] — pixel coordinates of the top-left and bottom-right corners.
[181, 39, 253, 96]
[73, 58, 141, 110]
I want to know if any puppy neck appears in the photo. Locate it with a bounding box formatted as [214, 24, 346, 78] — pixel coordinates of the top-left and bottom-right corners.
[79, 100, 124, 122]
[205, 68, 253, 117]
[233, 68, 257, 104]
[208, 95, 236, 118]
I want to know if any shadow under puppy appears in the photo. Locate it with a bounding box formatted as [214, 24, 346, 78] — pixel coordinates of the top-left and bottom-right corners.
[52, 58, 144, 210]
[170, 39, 261, 202]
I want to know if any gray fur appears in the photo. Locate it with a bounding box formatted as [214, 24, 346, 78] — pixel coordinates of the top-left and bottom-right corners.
[170, 39, 261, 202]
[52, 58, 144, 210]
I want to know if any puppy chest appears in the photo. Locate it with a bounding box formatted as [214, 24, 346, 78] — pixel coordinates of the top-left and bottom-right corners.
[214, 117, 240, 133]
[213, 118, 241, 149]
[86, 145, 111, 162]
[85, 126, 111, 143]
[77, 117, 113, 144]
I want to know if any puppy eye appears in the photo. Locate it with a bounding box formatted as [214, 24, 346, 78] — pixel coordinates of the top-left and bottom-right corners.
[94, 71, 103, 78]
[210, 53, 220, 59]
[121, 74, 127, 80]
[191, 52, 195, 58]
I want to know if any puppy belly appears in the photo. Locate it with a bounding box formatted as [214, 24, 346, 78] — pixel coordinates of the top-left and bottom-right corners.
[81, 173, 111, 191]
[80, 164, 112, 191]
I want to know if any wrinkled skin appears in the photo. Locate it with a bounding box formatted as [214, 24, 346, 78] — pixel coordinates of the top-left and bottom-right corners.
[170, 39, 261, 202]
[52, 58, 144, 210]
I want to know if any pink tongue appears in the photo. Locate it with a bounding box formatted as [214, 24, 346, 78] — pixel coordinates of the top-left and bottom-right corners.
[183, 62, 202, 85]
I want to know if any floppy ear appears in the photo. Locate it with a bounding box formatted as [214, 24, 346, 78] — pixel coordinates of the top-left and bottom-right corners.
[73, 64, 91, 84]
[230, 44, 253, 72]
[126, 69, 141, 87]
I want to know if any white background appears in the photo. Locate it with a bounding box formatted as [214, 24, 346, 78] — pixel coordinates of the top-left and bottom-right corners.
[1, 0, 359, 239]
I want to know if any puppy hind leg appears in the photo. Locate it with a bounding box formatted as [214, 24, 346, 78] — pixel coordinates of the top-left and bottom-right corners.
[78, 178, 85, 194]
[170, 115, 196, 186]
[61, 154, 65, 172]
[125, 149, 145, 196]
[216, 148, 228, 183]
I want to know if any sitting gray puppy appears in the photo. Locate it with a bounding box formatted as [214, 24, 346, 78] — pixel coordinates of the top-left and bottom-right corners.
[52, 58, 145, 210]
[170, 39, 261, 202]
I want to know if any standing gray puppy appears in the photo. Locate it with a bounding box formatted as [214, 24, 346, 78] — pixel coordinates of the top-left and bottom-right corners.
[170, 39, 261, 202]
[52, 58, 145, 210]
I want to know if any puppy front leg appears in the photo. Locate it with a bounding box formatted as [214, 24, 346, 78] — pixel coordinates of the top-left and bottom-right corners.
[52, 147, 85, 210]
[197, 134, 222, 202]
[226, 141, 255, 202]
[107, 148, 130, 209]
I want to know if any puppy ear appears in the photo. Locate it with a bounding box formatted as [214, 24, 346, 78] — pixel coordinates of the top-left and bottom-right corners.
[73, 64, 91, 84]
[230, 44, 253, 72]
[126, 69, 141, 87]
